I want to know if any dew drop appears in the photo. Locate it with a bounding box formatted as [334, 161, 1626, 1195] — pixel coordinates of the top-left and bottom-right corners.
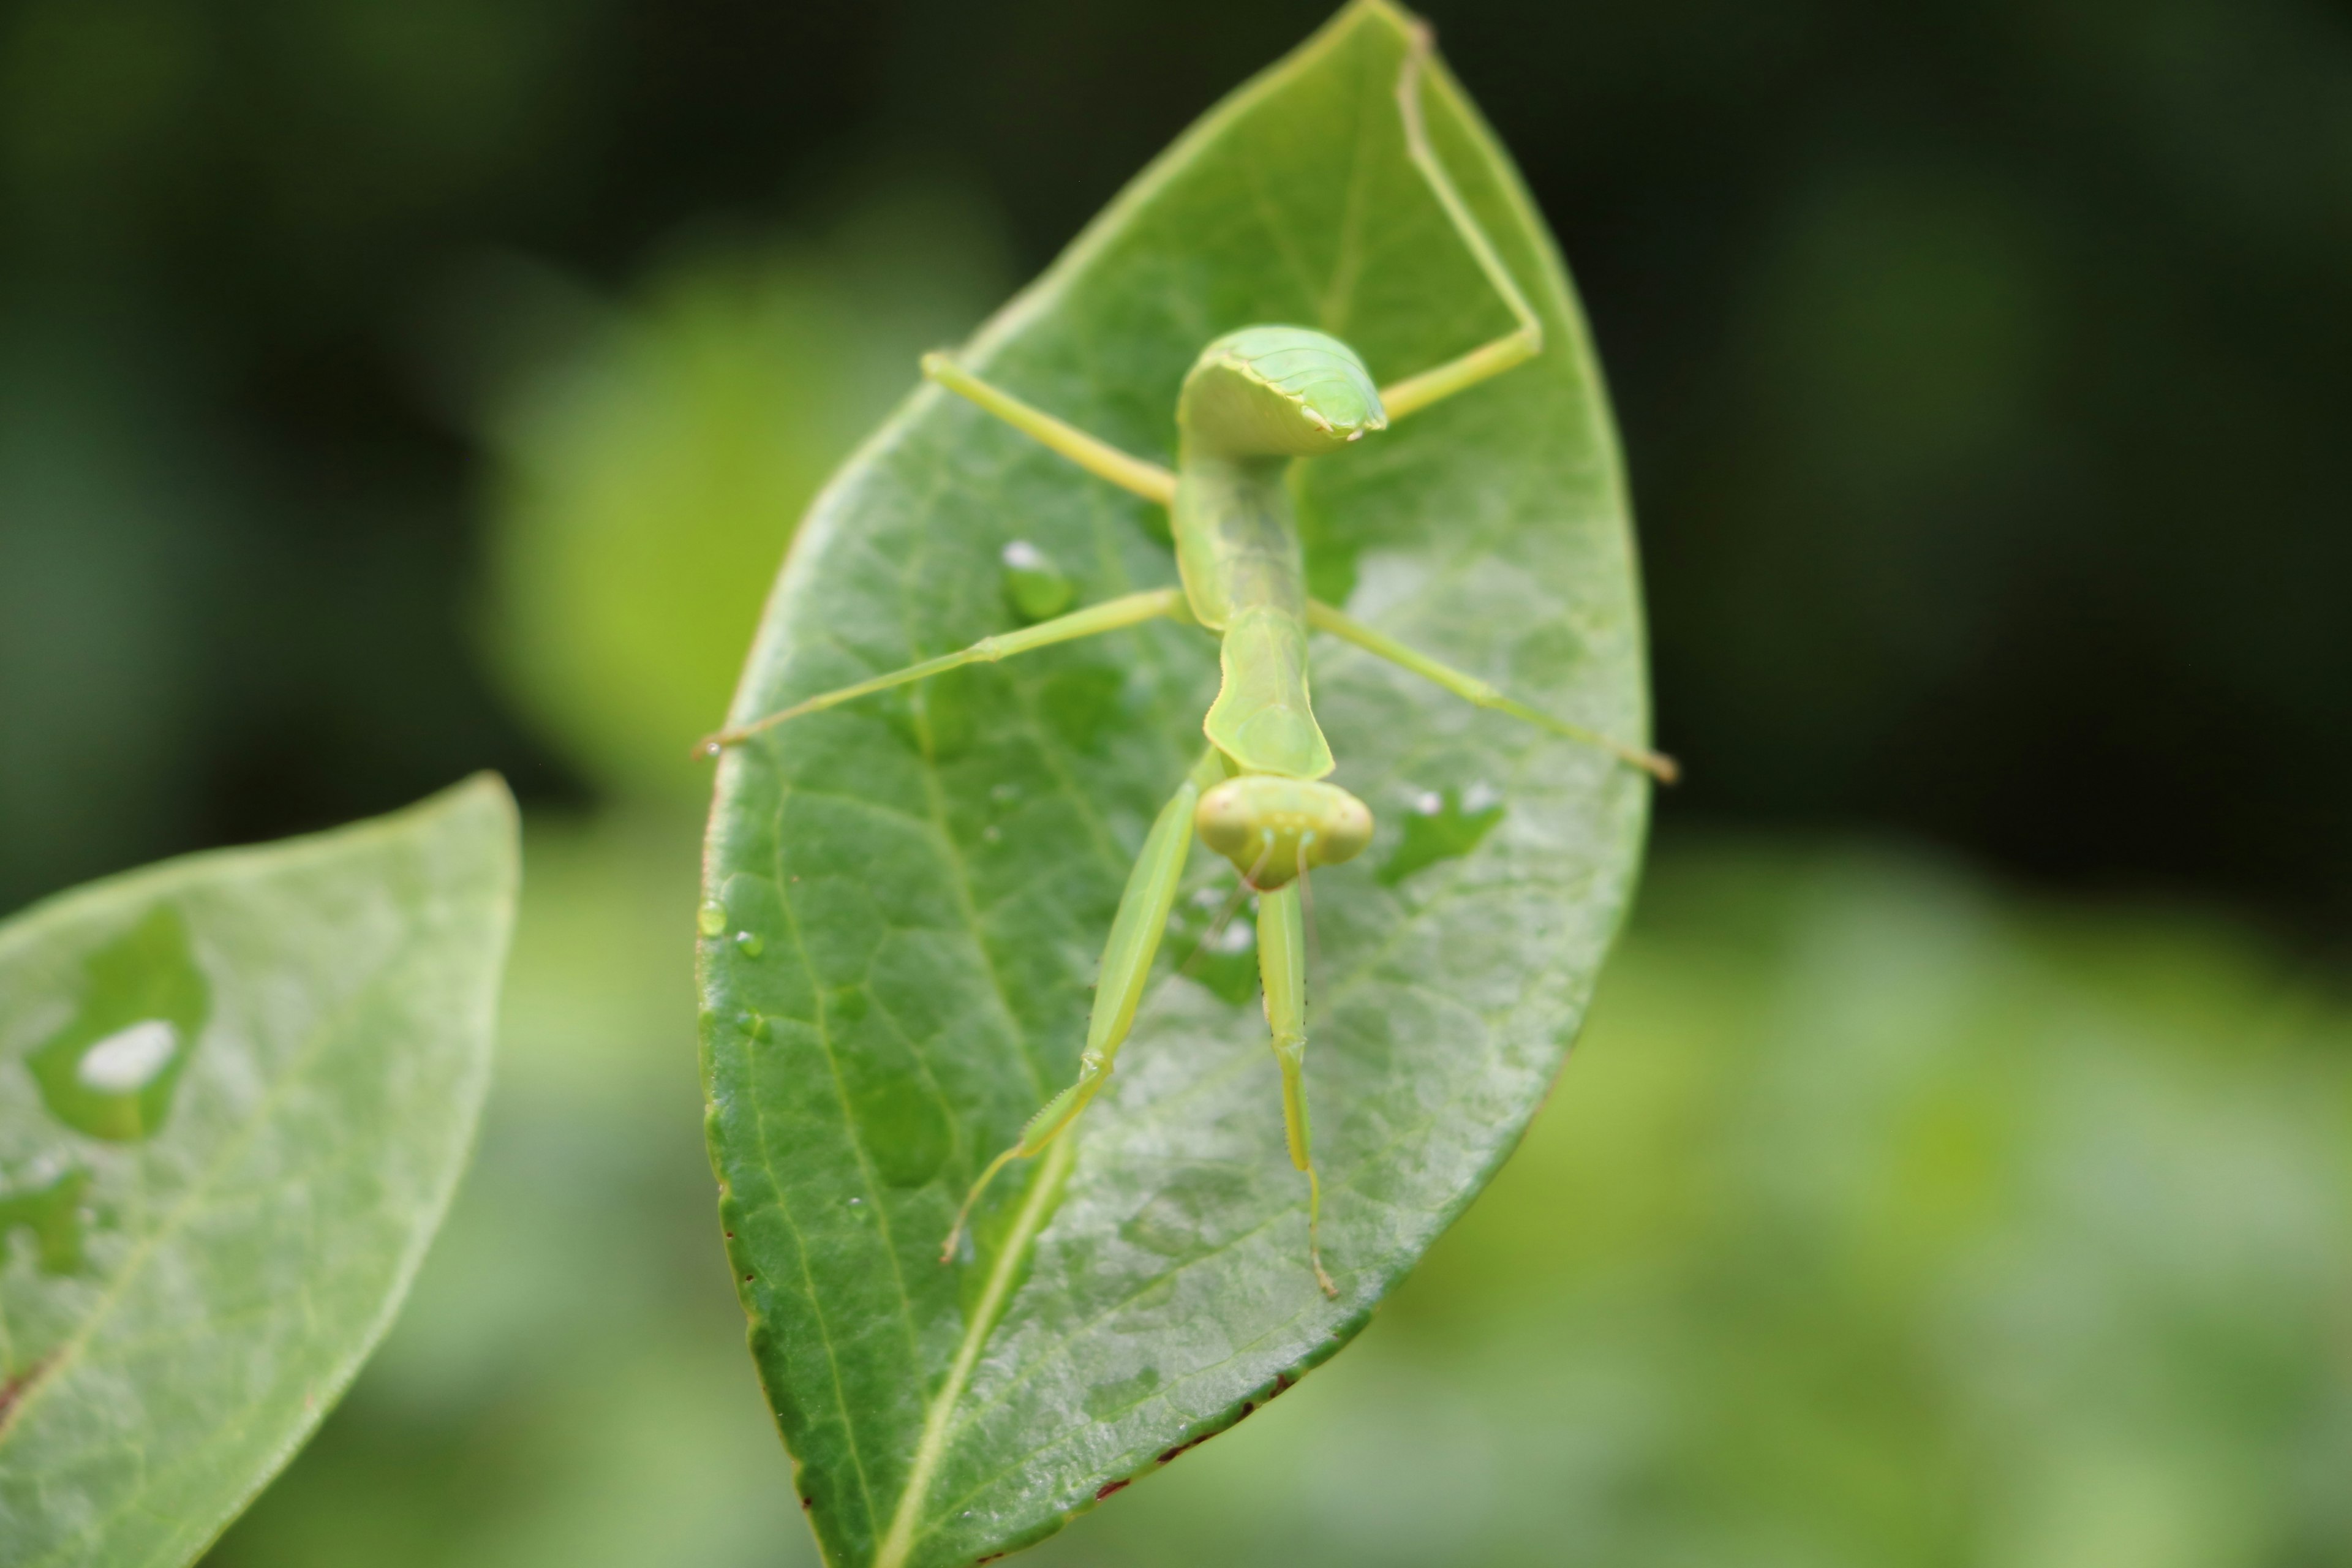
[1120, 1168, 1253, 1258]
[1000, 538, 1077, 622]
[734, 930, 766, 957]
[1378, 786, 1507, 886]
[30, 903, 206, 1143]
[1083, 1365, 1163, 1419]
[697, 900, 728, 937]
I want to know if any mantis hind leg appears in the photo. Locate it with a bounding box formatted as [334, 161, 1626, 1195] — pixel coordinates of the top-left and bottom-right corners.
[1258, 881, 1338, 1299]
[703, 587, 1184, 751]
[941, 748, 1227, 1262]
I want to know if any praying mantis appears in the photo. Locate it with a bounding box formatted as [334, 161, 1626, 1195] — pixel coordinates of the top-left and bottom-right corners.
[703, 25, 1672, 1300]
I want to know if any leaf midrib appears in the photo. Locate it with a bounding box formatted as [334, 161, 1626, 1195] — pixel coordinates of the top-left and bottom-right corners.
[872, 1134, 1077, 1568]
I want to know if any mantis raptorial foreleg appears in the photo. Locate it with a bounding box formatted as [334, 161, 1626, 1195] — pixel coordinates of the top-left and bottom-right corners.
[923, 354, 1178, 506]
[1305, 598, 1679, 782]
[941, 746, 1230, 1262]
[1256, 878, 1336, 1298]
[1376, 23, 1547, 424]
[700, 587, 1185, 750]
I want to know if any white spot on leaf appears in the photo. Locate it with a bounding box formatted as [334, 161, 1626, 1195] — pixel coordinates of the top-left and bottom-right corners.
[77, 1019, 178, 1094]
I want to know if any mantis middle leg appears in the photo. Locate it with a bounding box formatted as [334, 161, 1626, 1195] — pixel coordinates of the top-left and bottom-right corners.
[1306, 597, 1679, 782]
[941, 746, 1229, 1262]
[701, 587, 1185, 750]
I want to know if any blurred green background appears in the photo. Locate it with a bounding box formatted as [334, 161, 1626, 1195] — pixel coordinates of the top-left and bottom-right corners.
[0, 0, 2346, 1562]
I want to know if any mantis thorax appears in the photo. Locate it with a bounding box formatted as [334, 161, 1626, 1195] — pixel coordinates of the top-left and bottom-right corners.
[1173, 328, 1386, 780]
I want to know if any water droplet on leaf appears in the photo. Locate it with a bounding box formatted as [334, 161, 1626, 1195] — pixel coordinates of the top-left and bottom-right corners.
[1120, 1167, 1255, 1258]
[1082, 1365, 1163, 1419]
[74, 1020, 178, 1094]
[29, 905, 207, 1142]
[1379, 787, 1506, 886]
[1000, 538, 1077, 622]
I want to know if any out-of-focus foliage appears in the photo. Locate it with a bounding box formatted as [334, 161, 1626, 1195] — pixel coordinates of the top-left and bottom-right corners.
[477, 194, 1007, 802]
[1, 778, 517, 1568]
[1, 0, 2346, 925]
[206, 826, 2352, 1566]
[202, 811, 813, 1568]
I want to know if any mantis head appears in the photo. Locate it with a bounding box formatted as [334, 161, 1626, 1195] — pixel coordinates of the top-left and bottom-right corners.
[1177, 326, 1388, 460]
[1194, 775, 1374, 889]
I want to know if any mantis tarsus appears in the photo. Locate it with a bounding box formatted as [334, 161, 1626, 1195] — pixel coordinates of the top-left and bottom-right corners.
[704, 24, 1672, 1300]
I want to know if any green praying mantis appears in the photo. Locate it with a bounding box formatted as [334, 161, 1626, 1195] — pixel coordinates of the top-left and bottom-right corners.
[703, 25, 1673, 1299]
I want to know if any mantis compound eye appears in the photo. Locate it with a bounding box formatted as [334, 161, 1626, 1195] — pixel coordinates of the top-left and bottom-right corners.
[1194, 777, 1376, 889]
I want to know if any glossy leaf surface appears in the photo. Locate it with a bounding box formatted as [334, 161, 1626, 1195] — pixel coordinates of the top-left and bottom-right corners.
[699, 6, 1651, 1563]
[0, 777, 519, 1567]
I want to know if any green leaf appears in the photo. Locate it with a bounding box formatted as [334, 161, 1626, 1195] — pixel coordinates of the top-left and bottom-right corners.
[698, 5, 1652, 1564]
[0, 775, 519, 1567]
